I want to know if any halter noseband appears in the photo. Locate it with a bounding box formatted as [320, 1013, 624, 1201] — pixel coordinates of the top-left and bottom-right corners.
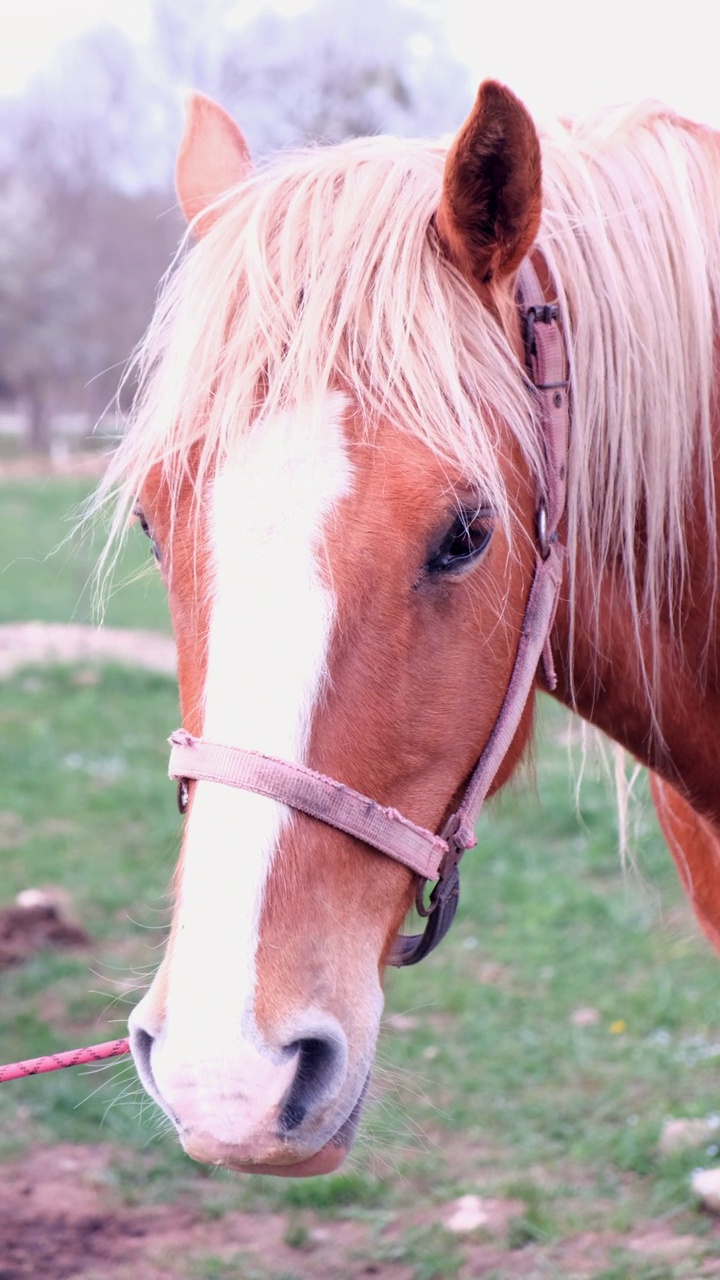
[168, 259, 569, 966]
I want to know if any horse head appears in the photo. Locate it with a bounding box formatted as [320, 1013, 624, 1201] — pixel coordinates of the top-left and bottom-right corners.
[125, 83, 549, 1174]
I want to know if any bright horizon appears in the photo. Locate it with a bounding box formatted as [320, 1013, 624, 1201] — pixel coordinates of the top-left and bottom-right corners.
[2, 0, 718, 127]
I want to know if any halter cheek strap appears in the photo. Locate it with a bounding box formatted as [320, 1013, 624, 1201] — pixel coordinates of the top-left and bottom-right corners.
[168, 259, 569, 966]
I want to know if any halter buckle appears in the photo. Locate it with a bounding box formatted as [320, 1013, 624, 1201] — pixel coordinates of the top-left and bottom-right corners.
[537, 501, 551, 559]
[391, 863, 461, 966]
[396, 813, 470, 960]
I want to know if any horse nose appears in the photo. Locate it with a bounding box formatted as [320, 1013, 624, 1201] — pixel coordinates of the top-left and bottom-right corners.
[128, 998, 350, 1157]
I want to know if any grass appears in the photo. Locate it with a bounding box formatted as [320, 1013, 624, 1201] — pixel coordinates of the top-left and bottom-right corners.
[0, 476, 170, 629]
[2, 474, 720, 1276]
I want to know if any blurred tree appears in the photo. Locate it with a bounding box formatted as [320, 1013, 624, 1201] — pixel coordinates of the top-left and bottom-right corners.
[12, 24, 171, 192]
[0, 173, 93, 449]
[150, 0, 471, 155]
[0, 178, 180, 449]
[0, 28, 181, 449]
[0, 0, 470, 450]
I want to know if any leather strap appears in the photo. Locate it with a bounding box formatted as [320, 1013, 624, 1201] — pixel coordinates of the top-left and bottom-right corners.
[516, 259, 569, 693]
[168, 729, 450, 881]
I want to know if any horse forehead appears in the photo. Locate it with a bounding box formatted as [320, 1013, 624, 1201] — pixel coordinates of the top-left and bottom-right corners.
[141, 396, 356, 532]
[216, 397, 353, 519]
[143, 405, 497, 632]
[322, 420, 499, 597]
[330, 422, 462, 537]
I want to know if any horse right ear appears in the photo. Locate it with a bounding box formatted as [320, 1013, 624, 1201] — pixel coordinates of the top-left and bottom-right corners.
[176, 92, 253, 236]
[436, 81, 542, 293]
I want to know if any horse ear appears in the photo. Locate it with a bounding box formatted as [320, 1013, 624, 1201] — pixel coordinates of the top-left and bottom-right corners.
[176, 92, 252, 235]
[436, 81, 542, 290]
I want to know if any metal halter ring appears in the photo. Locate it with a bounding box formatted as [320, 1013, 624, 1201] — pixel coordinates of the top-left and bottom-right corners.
[537, 501, 551, 560]
[177, 779, 189, 814]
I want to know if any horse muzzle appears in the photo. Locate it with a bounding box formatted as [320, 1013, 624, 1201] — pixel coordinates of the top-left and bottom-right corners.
[128, 999, 373, 1175]
[182, 1079, 367, 1175]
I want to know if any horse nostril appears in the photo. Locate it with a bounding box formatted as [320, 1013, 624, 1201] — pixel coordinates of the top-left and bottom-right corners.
[281, 1097, 308, 1129]
[129, 1024, 164, 1106]
[131, 1025, 155, 1079]
[129, 1020, 184, 1126]
[279, 1035, 345, 1133]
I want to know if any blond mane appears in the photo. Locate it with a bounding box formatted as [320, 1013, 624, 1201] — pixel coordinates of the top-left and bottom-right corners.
[540, 103, 720, 691]
[95, 101, 720, 695]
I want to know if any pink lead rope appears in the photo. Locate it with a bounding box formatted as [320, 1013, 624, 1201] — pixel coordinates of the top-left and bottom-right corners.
[0, 1038, 130, 1083]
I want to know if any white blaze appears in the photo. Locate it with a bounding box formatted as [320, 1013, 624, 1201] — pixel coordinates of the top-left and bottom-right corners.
[149, 394, 352, 1125]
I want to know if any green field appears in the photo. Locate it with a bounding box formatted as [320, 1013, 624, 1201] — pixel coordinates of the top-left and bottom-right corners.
[2, 476, 720, 1279]
[0, 476, 170, 630]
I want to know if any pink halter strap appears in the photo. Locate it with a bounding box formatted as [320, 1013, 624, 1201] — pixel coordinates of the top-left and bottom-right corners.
[168, 733, 451, 880]
[168, 259, 569, 965]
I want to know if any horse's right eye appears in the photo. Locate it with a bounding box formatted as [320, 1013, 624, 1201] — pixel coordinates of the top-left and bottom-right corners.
[427, 509, 494, 575]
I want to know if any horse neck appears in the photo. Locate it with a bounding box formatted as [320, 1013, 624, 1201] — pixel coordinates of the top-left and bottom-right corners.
[550, 431, 720, 823]
[536, 115, 720, 817]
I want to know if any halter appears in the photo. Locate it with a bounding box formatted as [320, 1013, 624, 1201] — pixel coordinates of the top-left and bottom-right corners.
[168, 259, 569, 966]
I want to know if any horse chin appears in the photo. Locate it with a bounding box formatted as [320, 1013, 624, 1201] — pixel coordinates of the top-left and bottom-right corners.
[182, 1077, 367, 1178]
[225, 1140, 350, 1178]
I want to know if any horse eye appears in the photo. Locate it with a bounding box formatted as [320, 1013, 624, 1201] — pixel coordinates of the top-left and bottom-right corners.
[133, 506, 161, 563]
[428, 509, 494, 574]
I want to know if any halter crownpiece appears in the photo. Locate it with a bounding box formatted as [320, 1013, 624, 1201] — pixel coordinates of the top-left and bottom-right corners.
[168, 258, 569, 966]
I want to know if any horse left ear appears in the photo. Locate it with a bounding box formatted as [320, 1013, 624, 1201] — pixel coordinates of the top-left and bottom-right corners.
[436, 81, 542, 290]
[176, 91, 253, 236]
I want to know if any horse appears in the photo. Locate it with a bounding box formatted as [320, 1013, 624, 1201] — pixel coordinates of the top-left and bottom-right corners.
[97, 82, 720, 1177]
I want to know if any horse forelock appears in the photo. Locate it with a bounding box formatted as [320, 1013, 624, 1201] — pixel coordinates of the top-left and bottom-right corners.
[93, 134, 538, 578]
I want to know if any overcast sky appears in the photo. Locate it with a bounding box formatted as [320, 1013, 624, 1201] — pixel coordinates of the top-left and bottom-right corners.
[1, 0, 718, 127]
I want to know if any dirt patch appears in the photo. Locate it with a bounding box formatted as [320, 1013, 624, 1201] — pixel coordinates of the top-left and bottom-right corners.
[1, 1143, 720, 1280]
[0, 624, 175, 680]
[0, 1210, 151, 1280]
[0, 1146, 177, 1280]
[0, 903, 90, 970]
[0, 1144, 408, 1280]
